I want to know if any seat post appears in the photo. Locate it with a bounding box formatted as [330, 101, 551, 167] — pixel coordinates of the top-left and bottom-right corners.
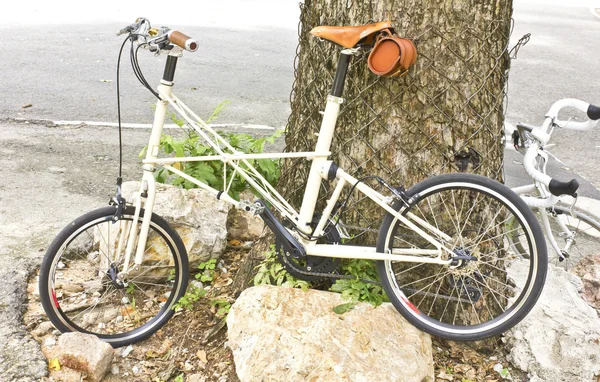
[331, 51, 353, 97]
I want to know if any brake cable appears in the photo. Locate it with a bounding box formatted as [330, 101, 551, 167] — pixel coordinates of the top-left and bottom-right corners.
[112, 34, 162, 217]
[111, 35, 131, 218]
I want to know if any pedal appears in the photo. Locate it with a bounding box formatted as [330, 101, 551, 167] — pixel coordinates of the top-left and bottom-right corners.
[237, 200, 264, 216]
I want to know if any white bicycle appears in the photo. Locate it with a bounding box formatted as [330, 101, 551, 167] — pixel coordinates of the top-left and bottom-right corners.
[39, 19, 550, 346]
[510, 98, 600, 267]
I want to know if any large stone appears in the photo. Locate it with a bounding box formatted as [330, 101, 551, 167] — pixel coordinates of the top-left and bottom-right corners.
[572, 254, 600, 310]
[227, 191, 265, 241]
[506, 263, 600, 381]
[122, 181, 231, 266]
[56, 332, 114, 382]
[227, 285, 434, 382]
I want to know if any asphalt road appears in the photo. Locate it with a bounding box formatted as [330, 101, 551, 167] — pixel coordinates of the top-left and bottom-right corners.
[504, 1, 600, 196]
[1, 1, 599, 380]
[0, 23, 298, 128]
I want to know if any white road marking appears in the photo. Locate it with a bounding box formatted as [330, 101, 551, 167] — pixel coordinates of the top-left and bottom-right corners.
[49, 120, 278, 130]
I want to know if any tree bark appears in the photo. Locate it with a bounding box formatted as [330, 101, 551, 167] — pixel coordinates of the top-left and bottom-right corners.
[280, 0, 513, 228]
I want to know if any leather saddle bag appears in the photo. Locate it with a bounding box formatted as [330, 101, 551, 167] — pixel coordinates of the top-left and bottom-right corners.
[368, 29, 417, 77]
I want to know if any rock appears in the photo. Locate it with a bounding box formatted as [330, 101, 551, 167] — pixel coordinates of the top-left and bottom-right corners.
[122, 181, 231, 267]
[191, 280, 204, 290]
[572, 254, 600, 309]
[226, 190, 265, 241]
[44, 337, 57, 347]
[111, 364, 120, 375]
[506, 263, 600, 381]
[56, 332, 114, 382]
[121, 344, 134, 358]
[31, 321, 55, 338]
[227, 285, 434, 382]
[188, 374, 207, 382]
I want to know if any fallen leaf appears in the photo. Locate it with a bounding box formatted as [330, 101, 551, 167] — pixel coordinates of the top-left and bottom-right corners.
[48, 358, 60, 371]
[157, 339, 173, 355]
[332, 302, 355, 314]
[213, 278, 233, 288]
[436, 370, 454, 381]
[196, 349, 207, 363]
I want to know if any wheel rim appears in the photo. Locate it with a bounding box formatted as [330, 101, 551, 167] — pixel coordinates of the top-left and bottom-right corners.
[383, 181, 539, 335]
[45, 213, 184, 341]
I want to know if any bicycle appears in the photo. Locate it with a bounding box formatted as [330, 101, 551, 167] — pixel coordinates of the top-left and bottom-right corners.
[509, 98, 600, 267]
[39, 19, 549, 347]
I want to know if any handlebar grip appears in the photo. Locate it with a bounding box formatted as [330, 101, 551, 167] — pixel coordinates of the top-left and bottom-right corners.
[168, 30, 198, 52]
[548, 178, 579, 197]
[587, 104, 600, 121]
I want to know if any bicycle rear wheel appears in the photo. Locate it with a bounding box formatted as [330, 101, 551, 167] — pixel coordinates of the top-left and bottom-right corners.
[377, 173, 547, 341]
[39, 206, 189, 347]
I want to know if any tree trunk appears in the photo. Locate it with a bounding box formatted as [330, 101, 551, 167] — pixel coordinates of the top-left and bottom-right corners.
[280, 0, 512, 237]
[233, 0, 515, 316]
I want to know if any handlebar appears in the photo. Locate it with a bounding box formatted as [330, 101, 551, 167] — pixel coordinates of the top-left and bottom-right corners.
[117, 18, 198, 53]
[547, 98, 599, 131]
[515, 98, 600, 197]
[168, 30, 198, 52]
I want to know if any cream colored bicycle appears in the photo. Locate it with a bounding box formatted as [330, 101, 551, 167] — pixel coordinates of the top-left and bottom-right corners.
[40, 19, 548, 346]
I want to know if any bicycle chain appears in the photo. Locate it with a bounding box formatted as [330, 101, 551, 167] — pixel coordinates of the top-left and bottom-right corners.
[277, 249, 381, 285]
[281, 252, 477, 303]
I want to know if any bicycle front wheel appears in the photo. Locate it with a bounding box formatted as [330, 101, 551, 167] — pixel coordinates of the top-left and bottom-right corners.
[377, 173, 547, 341]
[39, 206, 189, 347]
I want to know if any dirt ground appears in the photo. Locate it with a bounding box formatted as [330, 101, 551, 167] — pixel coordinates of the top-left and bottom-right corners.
[25, 241, 524, 382]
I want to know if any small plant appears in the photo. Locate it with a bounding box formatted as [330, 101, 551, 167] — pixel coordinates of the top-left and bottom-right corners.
[210, 298, 232, 318]
[329, 259, 389, 313]
[125, 283, 135, 295]
[196, 258, 217, 283]
[173, 374, 184, 382]
[140, 101, 283, 200]
[173, 284, 207, 312]
[167, 268, 176, 282]
[254, 245, 311, 290]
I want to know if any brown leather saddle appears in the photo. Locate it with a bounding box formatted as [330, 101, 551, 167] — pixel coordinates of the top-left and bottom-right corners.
[310, 21, 393, 48]
[310, 21, 417, 77]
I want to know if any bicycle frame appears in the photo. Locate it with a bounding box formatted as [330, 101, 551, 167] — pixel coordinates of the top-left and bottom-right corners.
[511, 183, 573, 258]
[118, 51, 456, 274]
[511, 122, 578, 259]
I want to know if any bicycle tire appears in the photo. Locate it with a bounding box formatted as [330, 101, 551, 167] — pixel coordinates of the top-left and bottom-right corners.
[376, 173, 547, 341]
[39, 205, 189, 347]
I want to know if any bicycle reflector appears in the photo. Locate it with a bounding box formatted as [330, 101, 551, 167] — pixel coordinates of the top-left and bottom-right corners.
[368, 30, 417, 77]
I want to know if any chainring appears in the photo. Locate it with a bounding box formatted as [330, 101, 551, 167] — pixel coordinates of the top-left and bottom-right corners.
[276, 224, 342, 282]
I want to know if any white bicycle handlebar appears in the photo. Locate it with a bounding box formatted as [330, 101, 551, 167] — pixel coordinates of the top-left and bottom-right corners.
[547, 98, 599, 132]
[518, 98, 599, 197]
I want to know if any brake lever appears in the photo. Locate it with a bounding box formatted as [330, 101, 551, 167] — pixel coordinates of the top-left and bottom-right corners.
[554, 116, 574, 128]
[116, 18, 151, 37]
[116, 25, 134, 36]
